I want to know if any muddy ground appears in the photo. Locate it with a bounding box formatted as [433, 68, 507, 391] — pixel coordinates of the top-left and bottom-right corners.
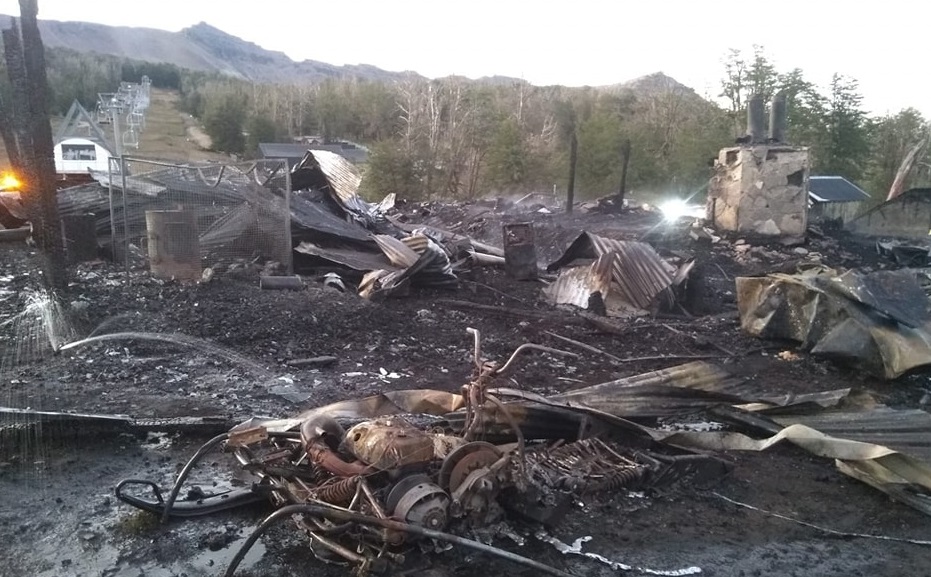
[1, 206, 930, 577]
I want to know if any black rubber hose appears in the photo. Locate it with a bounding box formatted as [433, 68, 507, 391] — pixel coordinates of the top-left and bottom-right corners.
[224, 503, 576, 577]
[161, 432, 229, 523]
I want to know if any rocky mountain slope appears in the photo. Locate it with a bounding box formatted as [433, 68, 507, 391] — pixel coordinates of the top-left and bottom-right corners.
[0, 17, 417, 83]
[0, 15, 701, 98]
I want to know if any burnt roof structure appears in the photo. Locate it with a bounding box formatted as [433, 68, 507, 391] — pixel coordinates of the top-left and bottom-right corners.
[259, 142, 369, 168]
[808, 176, 871, 203]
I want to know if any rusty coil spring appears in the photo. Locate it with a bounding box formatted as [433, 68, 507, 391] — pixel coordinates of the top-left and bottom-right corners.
[584, 466, 645, 494]
[313, 477, 358, 505]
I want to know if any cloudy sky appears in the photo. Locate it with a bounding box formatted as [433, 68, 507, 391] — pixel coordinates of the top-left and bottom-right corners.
[1, 0, 926, 117]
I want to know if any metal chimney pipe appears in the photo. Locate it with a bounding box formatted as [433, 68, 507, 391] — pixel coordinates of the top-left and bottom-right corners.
[769, 92, 787, 142]
[747, 94, 765, 144]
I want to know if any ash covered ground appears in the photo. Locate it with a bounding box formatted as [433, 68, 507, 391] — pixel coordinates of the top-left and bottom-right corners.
[1, 205, 930, 577]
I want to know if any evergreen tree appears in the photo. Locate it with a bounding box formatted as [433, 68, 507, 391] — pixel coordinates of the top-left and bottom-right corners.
[486, 117, 528, 191]
[244, 113, 279, 158]
[821, 74, 870, 181]
[204, 95, 246, 154]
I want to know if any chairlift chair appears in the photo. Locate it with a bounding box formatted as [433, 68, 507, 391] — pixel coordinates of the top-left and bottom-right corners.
[122, 128, 139, 149]
[96, 103, 111, 124]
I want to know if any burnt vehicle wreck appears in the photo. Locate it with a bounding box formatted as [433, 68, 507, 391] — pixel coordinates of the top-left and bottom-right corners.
[115, 329, 728, 576]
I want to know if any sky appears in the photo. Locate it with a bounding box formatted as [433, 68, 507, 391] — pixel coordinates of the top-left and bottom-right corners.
[1, 0, 927, 118]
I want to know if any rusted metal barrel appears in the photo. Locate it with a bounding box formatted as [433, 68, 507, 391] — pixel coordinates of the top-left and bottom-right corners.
[145, 209, 201, 280]
[503, 222, 538, 280]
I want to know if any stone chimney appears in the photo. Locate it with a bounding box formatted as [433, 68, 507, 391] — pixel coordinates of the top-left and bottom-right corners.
[707, 92, 810, 241]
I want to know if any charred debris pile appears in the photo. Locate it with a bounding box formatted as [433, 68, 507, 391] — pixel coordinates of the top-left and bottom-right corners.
[10, 141, 931, 575]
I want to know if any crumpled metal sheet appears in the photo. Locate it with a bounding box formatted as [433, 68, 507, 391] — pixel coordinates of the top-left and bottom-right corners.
[291, 150, 398, 236]
[654, 420, 931, 516]
[546, 361, 753, 418]
[360, 234, 458, 299]
[390, 218, 505, 258]
[290, 190, 375, 245]
[544, 232, 679, 317]
[737, 268, 931, 378]
[772, 407, 931, 465]
[373, 234, 421, 268]
[292, 150, 363, 211]
[294, 242, 398, 272]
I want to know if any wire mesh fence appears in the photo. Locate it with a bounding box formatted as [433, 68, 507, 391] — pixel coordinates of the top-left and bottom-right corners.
[107, 157, 292, 279]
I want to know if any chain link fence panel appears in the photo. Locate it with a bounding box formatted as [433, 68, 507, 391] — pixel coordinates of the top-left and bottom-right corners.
[108, 157, 292, 279]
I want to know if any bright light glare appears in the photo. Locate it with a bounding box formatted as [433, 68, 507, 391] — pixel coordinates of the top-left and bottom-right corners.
[0, 172, 21, 191]
[659, 198, 695, 222]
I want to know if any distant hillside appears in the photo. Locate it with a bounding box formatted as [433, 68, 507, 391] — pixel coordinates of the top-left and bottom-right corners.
[0, 15, 705, 102]
[0, 16, 417, 83]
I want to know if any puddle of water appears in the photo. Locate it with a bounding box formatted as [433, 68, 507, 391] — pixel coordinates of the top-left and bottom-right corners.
[189, 535, 267, 574]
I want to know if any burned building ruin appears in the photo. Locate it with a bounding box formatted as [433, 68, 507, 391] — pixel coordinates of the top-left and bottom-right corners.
[707, 93, 810, 241]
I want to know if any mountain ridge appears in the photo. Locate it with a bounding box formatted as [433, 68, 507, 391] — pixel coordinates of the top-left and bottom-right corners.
[0, 15, 699, 95]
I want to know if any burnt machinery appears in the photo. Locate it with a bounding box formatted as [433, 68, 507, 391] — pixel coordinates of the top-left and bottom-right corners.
[116, 329, 726, 576]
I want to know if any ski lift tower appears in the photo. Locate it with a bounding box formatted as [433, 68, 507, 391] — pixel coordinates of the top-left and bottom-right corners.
[96, 78, 151, 154]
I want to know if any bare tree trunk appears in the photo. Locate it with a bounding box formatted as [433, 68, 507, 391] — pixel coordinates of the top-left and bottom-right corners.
[887, 136, 929, 201]
[0, 95, 22, 170]
[566, 133, 578, 214]
[9, 1, 67, 288]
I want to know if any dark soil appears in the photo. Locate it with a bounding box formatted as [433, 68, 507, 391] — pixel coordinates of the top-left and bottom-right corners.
[1, 207, 929, 577]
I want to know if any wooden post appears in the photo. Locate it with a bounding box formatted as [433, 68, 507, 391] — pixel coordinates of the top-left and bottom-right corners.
[566, 132, 578, 214]
[61, 214, 98, 263]
[2, 25, 31, 176]
[618, 138, 631, 207]
[4, 2, 67, 287]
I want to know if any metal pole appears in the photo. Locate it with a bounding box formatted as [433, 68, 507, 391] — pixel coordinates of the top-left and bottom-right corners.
[107, 157, 117, 264]
[566, 132, 578, 214]
[284, 162, 293, 275]
[112, 105, 123, 157]
[121, 156, 129, 276]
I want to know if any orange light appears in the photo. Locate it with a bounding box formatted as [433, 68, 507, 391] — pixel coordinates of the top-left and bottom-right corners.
[0, 172, 21, 191]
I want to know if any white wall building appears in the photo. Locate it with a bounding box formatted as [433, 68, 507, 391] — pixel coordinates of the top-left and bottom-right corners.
[53, 101, 114, 176]
[54, 137, 112, 174]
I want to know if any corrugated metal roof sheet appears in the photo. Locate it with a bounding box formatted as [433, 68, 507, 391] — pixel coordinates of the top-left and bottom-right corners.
[546, 232, 675, 314]
[370, 234, 457, 291]
[259, 143, 369, 166]
[773, 407, 931, 464]
[258, 143, 308, 161]
[542, 254, 616, 313]
[546, 361, 751, 418]
[373, 234, 420, 267]
[303, 150, 363, 210]
[294, 242, 397, 272]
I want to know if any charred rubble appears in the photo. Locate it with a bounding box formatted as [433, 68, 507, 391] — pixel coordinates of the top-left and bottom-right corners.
[114, 330, 727, 576]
